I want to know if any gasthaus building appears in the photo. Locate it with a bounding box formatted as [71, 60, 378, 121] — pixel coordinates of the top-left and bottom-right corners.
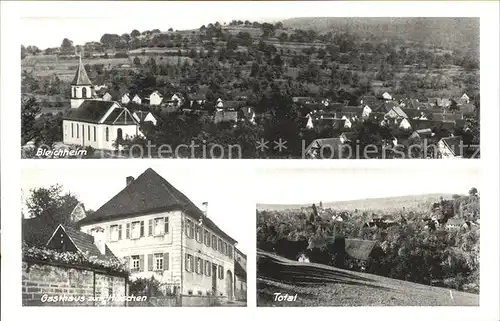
[78, 168, 237, 301]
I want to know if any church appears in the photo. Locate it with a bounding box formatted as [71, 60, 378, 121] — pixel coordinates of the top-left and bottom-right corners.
[62, 56, 143, 151]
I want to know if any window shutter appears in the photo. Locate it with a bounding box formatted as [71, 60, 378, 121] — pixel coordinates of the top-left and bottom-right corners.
[164, 217, 169, 234]
[185, 219, 189, 236]
[148, 254, 153, 271]
[126, 223, 130, 239]
[148, 219, 153, 236]
[185, 254, 189, 272]
[191, 256, 194, 272]
[163, 253, 169, 271]
[118, 225, 122, 240]
[140, 221, 145, 237]
[139, 255, 145, 272]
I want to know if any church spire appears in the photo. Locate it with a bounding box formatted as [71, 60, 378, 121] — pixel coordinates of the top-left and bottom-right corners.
[71, 48, 92, 86]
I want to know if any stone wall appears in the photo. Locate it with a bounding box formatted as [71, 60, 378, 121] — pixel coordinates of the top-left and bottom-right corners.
[22, 260, 127, 306]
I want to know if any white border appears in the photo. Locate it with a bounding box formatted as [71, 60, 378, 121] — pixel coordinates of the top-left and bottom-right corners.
[2, 1, 499, 321]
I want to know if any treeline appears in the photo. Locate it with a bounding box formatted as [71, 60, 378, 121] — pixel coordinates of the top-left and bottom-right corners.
[256, 192, 480, 293]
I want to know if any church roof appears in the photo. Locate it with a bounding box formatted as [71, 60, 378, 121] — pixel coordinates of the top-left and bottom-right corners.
[71, 57, 92, 86]
[78, 168, 237, 244]
[63, 100, 115, 123]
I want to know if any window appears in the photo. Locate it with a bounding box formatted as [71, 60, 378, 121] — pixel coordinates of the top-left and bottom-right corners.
[110, 224, 121, 242]
[205, 260, 211, 276]
[212, 235, 217, 250]
[218, 265, 224, 279]
[131, 221, 141, 239]
[154, 253, 163, 271]
[185, 219, 194, 238]
[204, 229, 210, 247]
[73, 87, 77, 98]
[195, 225, 202, 243]
[71, 123, 74, 138]
[131, 255, 140, 270]
[93, 126, 96, 141]
[195, 257, 203, 274]
[154, 217, 165, 236]
[82, 87, 87, 98]
[185, 254, 194, 272]
[164, 217, 169, 234]
[218, 239, 223, 253]
[105, 127, 109, 142]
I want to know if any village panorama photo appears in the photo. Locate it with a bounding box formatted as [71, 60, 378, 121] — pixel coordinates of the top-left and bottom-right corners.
[21, 165, 249, 307]
[20, 9, 479, 159]
[255, 165, 480, 306]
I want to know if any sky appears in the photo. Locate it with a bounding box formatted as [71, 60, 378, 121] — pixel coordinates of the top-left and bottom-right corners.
[21, 163, 256, 254]
[19, 1, 294, 49]
[255, 165, 480, 205]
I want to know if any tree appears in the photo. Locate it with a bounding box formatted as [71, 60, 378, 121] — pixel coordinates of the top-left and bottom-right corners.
[21, 95, 41, 145]
[60, 38, 74, 54]
[21, 45, 27, 59]
[131, 29, 141, 38]
[468, 187, 478, 197]
[25, 184, 80, 227]
[100, 33, 121, 49]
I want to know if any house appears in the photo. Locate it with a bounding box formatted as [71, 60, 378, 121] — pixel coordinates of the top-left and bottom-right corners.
[341, 116, 352, 128]
[399, 118, 412, 130]
[234, 248, 247, 302]
[133, 110, 158, 126]
[459, 93, 470, 104]
[409, 128, 434, 140]
[132, 94, 142, 104]
[187, 93, 207, 107]
[382, 92, 392, 100]
[121, 93, 131, 105]
[385, 106, 408, 119]
[149, 91, 163, 106]
[165, 93, 184, 108]
[63, 100, 142, 150]
[362, 105, 372, 118]
[344, 239, 385, 271]
[304, 138, 344, 159]
[445, 218, 468, 229]
[102, 92, 113, 101]
[78, 168, 237, 300]
[214, 111, 238, 123]
[438, 136, 463, 159]
[70, 203, 87, 222]
[239, 106, 256, 124]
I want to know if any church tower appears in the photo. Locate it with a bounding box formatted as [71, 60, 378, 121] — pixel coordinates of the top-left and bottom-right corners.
[70, 53, 93, 109]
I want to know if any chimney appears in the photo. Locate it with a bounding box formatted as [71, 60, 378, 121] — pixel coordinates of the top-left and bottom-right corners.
[202, 202, 208, 216]
[126, 176, 135, 186]
[90, 226, 106, 255]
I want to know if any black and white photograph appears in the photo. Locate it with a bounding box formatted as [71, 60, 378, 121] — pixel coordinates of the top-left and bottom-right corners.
[20, 10, 479, 159]
[21, 164, 249, 307]
[256, 165, 480, 306]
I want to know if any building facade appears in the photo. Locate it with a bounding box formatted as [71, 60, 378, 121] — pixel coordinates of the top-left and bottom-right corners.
[78, 168, 237, 300]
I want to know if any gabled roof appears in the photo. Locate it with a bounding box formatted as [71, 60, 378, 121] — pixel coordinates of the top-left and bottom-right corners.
[345, 238, 380, 261]
[387, 106, 408, 118]
[305, 138, 343, 157]
[78, 168, 237, 244]
[71, 57, 92, 86]
[46, 224, 117, 261]
[440, 136, 463, 157]
[63, 100, 115, 123]
[133, 110, 155, 123]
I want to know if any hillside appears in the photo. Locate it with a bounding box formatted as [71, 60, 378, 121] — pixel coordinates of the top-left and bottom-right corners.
[257, 250, 479, 307]
[257, 193, 457, 212]
[282, 17, 479, 54]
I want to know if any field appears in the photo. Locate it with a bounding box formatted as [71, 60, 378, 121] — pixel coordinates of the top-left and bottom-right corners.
[257, 193, 457, 213]
[22, 55, 130, 81]
[257, 250, 479, 307]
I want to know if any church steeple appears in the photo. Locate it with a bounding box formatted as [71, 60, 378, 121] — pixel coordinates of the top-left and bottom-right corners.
[70, 49, 93, 108]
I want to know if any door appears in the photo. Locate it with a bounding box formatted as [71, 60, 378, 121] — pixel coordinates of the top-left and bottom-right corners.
[225, 270, 233, 300]
[212, 264, 217, 294]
